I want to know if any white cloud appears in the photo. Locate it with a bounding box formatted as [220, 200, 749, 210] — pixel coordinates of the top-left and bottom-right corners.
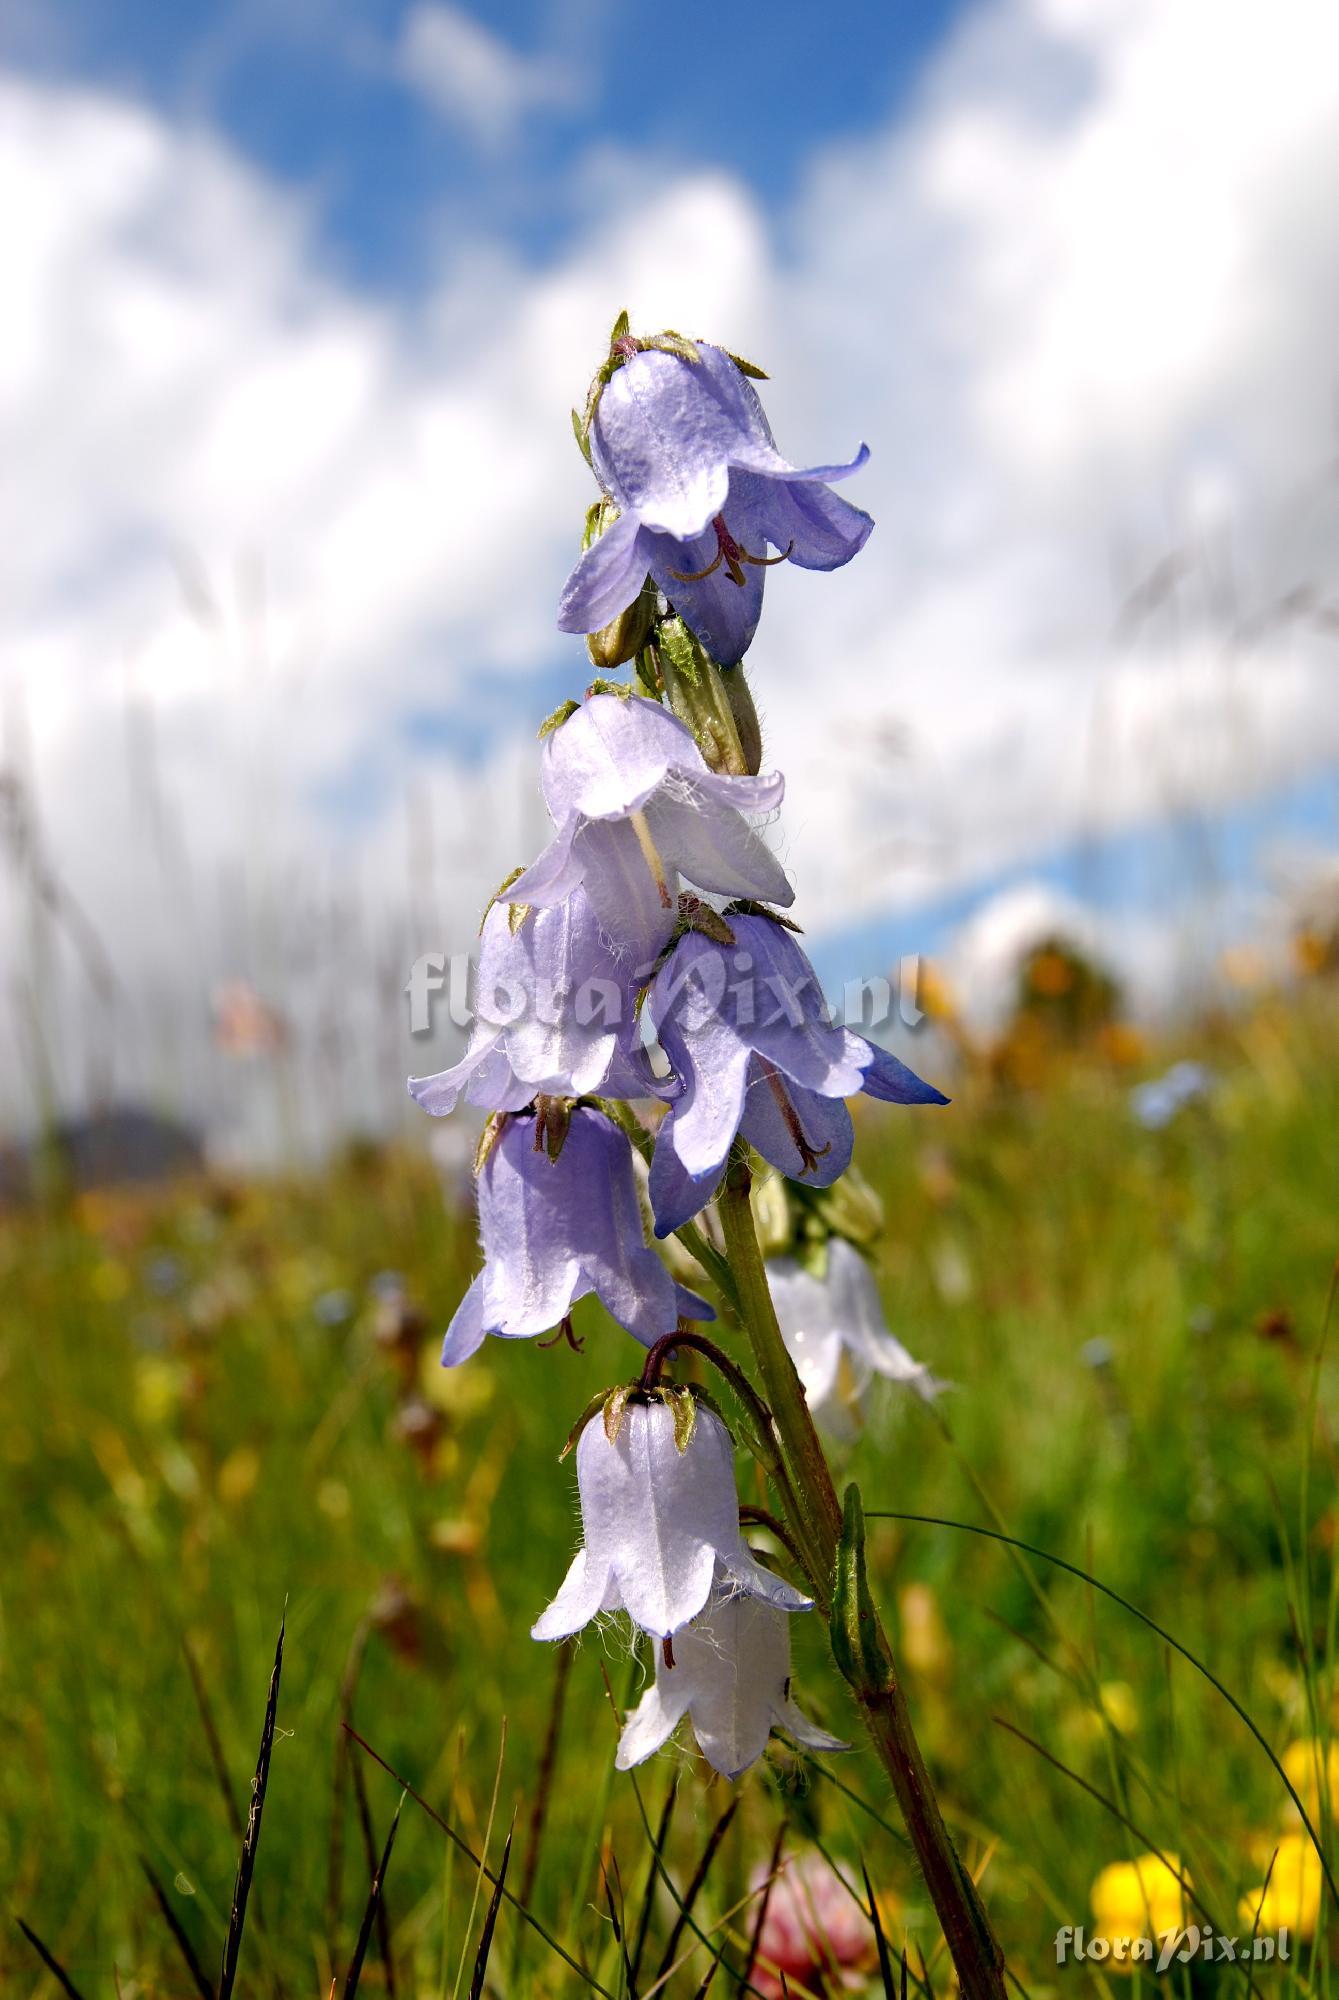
[394, 3, 575, 148]
[6, 0, 1339, 1145]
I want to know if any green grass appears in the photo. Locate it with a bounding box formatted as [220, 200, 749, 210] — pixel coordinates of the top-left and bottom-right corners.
[1, 988, 1335, 1995]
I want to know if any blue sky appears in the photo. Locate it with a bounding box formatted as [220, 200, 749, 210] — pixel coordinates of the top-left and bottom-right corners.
[7, 0, 964, 286]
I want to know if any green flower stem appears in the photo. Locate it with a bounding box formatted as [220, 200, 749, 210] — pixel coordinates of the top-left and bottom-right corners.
[715, 1155, 1007, 2000]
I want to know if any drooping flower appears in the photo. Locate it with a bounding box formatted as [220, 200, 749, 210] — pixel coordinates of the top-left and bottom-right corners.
[532, 1399, 809, 1642]
[646, 912, 947, 1236]
[506, 694, 792, 965]
[560, 343, 872, 666]
[443, 1107, 711, 1367]
[408, 886, 650, 1117]
[750, 1850, 882, 1999]
[615, 1586, 847, 1778]
[766, 1237, 945, 1417]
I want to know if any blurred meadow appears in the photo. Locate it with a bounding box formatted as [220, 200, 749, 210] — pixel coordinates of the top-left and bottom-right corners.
[2, 958, 1336, 1993]
[6, 0, 1339, 1991]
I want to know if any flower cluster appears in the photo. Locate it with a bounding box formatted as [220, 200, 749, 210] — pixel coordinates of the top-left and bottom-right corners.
[410, 321, 948, 1781]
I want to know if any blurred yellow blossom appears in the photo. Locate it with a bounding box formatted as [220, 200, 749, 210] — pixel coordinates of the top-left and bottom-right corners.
[1100, 1681, 1139, 1737]
[898, 1582, 952, 1682]
[134, 1357, 184, 1429]
[1238, 1833, 1322, 1939]
[1091, 1852, 1188, 1955]
[90, 1259, 130, 1303]
[217, 1446, 261, 1506]
[1280, 1737, 1339, 1824]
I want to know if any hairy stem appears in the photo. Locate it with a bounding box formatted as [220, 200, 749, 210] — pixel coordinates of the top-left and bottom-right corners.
[714, 1157, 1007, 2000]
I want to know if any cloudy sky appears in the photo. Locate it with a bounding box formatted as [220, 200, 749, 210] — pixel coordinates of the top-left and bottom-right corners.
[3, 0, 1338, 1151]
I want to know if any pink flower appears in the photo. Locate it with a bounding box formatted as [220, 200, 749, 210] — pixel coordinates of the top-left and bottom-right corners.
[752, 1851, 879, 1997]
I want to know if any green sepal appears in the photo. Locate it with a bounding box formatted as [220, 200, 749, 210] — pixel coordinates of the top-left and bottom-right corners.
[609, 307, 631, 346]
[830, 1483, 896, 1694]
[571, 407, 593, 465]
[473, 1112, 507, 1177]
[657, 615, 705, 688]
[721, 898, 804, 934]
[584, 676, 635, 701]
[538, 699, 579, 740]
[580, 498, 611, 552]
[534, 1096, 572, 1162]
[603, 1382, 634, 1446]
[724, 348, 769, 380]
[657, 1382, 699, 1455]
[560, 1389, 610, 1461]
[646, 330, 700, 366]
[479, 863, 527, 931]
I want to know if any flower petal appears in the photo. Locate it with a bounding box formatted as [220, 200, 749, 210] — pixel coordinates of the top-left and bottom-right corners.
[440, 1272, 488, 1368]
[407, 1031, 498, 1117]
[646, 793, 793, 908]
[739, 1071, 854, 1187]
[646, 526, 764, 667]
[557, 510, 651, 634]
[531, 1547, 614, 1641]
[851, 1037, 949, 1106]
[591, 348, 733, 539]
[739, 471, 874, 572]
[615, 1675, 692, 1769]
[538, 694, 701, 824]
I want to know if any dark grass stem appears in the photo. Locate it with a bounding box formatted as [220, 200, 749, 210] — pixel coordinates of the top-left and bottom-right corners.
[15, 1918, 89, 2000]
[139, 1857, 214, 2000]
[343, 1795, 404, 2000]
[218, 1614, 285, 2000]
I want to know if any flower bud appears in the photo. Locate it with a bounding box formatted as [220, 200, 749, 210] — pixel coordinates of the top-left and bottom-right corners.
[657, 616, 750, 775]
[586, 581, 658, 670]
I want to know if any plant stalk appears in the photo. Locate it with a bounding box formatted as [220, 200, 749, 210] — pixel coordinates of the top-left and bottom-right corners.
[715, 1158, 1007, 2000]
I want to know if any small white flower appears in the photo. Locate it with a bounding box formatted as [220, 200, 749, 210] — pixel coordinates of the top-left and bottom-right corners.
[532, 1399, 811, 1642]
[767, 1237, 944, 1416]
[616, 1588, 849, 1779]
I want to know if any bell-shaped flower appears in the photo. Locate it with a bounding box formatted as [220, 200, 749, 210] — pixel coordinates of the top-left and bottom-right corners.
[443, 1107, 711, 1367]
[616, 1586, 848, 1779]
[559, 344, 872, 666]
[532, 1398, 809, 1642]
[408, 886, 650, 1117]
[646, 913, 947, 1236]
[767, 1237, 945, 1417]
[505, 695, 792, 966]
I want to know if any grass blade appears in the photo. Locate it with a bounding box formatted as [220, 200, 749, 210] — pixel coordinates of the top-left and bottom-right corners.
[218, 1613, 285, 2000]
[343, 1724, 618, 1999]
[351, 1748, 397, 1997]
[468, 1825, 513, 2000]
[630, 1775, 677, 1988]
[343, 1794, 404, 2000]
[16, 1918, 88, 2000]
[653, 1797, 737, 1986]
[737, 1821, 786, 1999]
[861, 1857, 898, 1999]
[869, 1506, 1339, 1907]
[518, 1637, 573, 1909]
[139, 1856, 214, 2000]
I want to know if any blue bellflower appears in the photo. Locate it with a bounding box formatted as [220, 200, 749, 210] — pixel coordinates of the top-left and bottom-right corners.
[559, 344, 872, 665]
[506, 694, 792, 966]
[443, 1106, 712, 1366]
[646, 913, 947, 1235]
[408, 885, 651, 1117]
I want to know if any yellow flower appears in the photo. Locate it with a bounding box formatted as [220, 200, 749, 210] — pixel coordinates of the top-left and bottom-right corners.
[1091, 1853, 1188, 1957]
[1280, 1738, 1339, 1825]
[1238, 1832, 1323, 1940]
